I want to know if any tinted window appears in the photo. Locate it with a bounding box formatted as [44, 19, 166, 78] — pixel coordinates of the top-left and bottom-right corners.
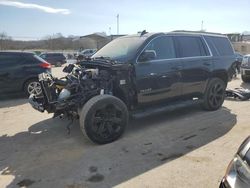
[144, 36, 176, 60]
[93, 37, 146, 62]
[0, 54, 22, 65]
[175, 36, 207, 58]
[24, 55, 41, 64]
[40, 54, 46, 58]
[204, 36, 234, 56]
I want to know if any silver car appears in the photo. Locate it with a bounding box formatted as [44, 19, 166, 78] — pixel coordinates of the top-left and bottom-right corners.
[241, 55, 250, 82]
[220, 136, 250, 188]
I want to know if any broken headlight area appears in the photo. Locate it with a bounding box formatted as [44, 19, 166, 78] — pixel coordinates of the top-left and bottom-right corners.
[29, 64, 114, 118]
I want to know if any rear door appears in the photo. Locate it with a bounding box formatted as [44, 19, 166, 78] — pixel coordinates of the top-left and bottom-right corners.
[135, 35, 182, 104]
[174, 35, 213, 97]
[0, 53, 24, 93]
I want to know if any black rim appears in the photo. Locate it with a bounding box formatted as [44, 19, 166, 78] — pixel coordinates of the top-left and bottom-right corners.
[91, 104, 123, 140]
[208, 83, 224, 108]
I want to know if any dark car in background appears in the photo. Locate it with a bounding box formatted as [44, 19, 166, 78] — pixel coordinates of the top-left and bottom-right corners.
[0, 51, 51, 96]
[234, 52, 243, 75]
[76, 49, 97, 62]
[220, 136, 250, 188]
[39, 52, 66, 67]
[235, 52, 243, 64]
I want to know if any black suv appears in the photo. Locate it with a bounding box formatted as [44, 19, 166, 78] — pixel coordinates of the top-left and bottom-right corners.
[29, 31, 235, 144]
[39, 52, 66, 67]
[0, 51, 51, 96]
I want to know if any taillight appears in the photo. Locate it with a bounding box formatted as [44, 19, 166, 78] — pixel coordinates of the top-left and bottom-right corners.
[39, 62, 51, 69]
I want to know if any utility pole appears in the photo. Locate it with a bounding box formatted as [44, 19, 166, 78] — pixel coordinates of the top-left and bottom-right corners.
[117, 14, 119, 35]
[201, 20, 204, 31]
[109, 27, 111, 35]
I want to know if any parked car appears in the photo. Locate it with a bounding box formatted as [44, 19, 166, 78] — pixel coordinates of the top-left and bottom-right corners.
[235, 52, 243, 64]
[29, 31, 235, 144]
[241, 54, 250, 82]
[0, 51, 51, 96]
[220, 136, 250, 188]
[234, 52, 243, 75]
[76, 49, 97, 62]
[39, 52, 66, 67]
[80, 49, 97, 57]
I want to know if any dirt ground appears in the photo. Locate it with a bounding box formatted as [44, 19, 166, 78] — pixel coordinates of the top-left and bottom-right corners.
[0, 67, 249, 188]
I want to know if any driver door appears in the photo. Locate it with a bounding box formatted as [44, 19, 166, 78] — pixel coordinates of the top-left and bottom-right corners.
[135, 36, 182, 104]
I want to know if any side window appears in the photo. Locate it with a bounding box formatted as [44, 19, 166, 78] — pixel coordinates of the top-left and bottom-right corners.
[144, 36, 176, 60]
[175, 36, 207, 58]
[204, 36, 234, 56]
[0, 54, 21, 65]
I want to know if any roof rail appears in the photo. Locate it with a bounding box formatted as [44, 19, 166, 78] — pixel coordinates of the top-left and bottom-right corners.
[171, 30, 224, 35]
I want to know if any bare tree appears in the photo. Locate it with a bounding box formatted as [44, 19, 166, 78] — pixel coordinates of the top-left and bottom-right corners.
[0, 32, 12, 50]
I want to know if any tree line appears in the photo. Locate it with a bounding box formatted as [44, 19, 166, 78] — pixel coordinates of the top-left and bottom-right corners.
[0, 32, 96, 51]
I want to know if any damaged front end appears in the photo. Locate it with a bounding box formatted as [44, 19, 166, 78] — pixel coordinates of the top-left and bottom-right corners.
[29, 60, 133, 119]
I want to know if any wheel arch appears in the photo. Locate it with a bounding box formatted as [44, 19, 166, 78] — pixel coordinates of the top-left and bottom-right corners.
[211, 70, 229, 86]
[22, 76, 39, 91]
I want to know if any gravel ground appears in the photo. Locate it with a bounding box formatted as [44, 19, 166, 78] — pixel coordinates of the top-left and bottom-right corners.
[0, 68, 249, 188]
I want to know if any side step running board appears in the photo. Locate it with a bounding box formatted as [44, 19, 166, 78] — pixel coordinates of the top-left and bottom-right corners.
[131, 99, 202, 119]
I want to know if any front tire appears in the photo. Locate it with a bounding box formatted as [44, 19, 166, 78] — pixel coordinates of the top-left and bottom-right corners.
[79, 95, 128, 144]
[202, 78, 226, 111]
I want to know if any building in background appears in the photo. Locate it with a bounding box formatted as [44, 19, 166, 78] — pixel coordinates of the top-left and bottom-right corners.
[79, 32, 126, 50]
[227, 33, 250, 55]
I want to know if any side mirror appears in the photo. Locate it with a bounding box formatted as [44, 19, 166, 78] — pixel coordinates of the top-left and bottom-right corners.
[138, 50, 156, 62]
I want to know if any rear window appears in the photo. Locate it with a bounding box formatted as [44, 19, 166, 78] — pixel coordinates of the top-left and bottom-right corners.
[34, 55, 47, 63]
[204, 36, 234, 56]
[175, 36, 207, 58]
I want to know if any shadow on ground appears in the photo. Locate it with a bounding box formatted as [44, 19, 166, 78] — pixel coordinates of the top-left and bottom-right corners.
[0, 105, 237, 188]
[0, 93, 27, 108]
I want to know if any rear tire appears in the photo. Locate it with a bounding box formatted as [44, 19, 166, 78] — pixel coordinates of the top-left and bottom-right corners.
[24, 78, 42, 97]
[202, 78, 226, 111]
[55, 62, 61, 67]
[79, 95, 128, 144]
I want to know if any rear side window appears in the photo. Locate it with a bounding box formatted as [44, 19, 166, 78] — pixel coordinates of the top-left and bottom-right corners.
[175, 36, 207, 58]
[144, 36, 176, 60]
[0, 54, 22, 65]
[34, 55, 47, 63]
[204, 36, 234, 56]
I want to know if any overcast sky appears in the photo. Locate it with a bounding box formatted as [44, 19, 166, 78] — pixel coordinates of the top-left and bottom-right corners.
[0, 0, 250, 40]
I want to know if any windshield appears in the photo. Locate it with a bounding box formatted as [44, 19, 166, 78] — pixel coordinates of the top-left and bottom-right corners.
[92, 37, 145, 62]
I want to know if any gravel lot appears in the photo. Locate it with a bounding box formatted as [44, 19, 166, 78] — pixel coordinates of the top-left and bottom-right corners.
[0, 67, 249, 188]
